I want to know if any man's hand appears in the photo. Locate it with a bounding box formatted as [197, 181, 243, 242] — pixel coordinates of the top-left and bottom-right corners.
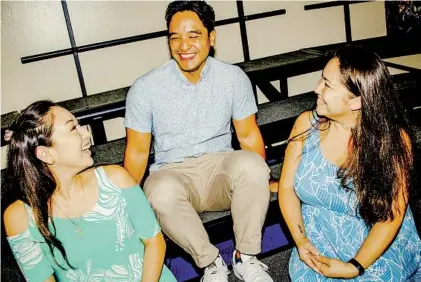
[314, 256, 359, 279]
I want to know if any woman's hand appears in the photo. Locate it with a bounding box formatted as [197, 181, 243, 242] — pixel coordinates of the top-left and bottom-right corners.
[314, 256, 359, 279]
[269, 180, 279, 192]
[296, 238, 322, 275]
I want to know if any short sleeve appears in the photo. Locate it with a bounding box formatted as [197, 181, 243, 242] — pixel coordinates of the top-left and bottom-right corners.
[232, 67, 258, 120]
[121, 185, 161, 240]
[7, 229, 54, 282]
[124, 78, 152, 133]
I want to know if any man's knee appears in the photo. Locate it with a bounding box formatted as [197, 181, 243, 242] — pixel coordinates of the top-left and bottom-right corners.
[143, 170, 186, 213]
[228, 150, 270, 179]
[224, 151, 271, 201]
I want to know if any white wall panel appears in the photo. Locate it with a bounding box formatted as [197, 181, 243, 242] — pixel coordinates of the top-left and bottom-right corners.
[1, 146, 8, 170]
[384, 54, 421, 70]
[67, 1, 170, 46]
[350, 1, 387, 40]
[243, 1, 288, 15]
[1, 55, 82, 113]
[214, 24, 244, 63]
[288, 70, 322, 97]
[1, 1, 81, 113]
[209, 1, 238, 20]
[246, 4, 345, 59]
[1, 1, 70, 54]
[79, 37, 170, 95]
[104, 118, 126, 142]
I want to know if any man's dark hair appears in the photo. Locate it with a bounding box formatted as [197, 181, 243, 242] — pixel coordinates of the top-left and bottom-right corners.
[165, 1, 215, 33]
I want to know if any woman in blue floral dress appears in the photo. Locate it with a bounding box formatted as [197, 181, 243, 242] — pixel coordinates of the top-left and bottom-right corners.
[3, 101, 177, 281]
[279, 45, 421, 281]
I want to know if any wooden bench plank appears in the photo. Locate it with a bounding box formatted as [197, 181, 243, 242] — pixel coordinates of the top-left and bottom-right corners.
[237, 50, 326, 82]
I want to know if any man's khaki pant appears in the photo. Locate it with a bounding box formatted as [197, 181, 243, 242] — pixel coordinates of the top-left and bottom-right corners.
[143, 150, 271, 268]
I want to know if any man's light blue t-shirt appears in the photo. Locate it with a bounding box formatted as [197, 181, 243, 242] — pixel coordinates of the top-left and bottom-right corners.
[124, 56, 257, 171]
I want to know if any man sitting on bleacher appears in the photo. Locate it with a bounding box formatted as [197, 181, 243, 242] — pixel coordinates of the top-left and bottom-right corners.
[123, 1, 274, 281]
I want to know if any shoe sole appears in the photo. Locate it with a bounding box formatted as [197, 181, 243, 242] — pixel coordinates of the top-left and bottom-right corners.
[233, 267, 274, 282]
[233, 268, 244, 281]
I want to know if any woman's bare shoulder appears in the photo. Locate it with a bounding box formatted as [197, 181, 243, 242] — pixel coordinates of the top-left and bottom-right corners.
[3, 200, 29, 237]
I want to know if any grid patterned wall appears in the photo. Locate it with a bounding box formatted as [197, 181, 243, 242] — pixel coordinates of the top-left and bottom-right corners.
[1, 1, 387, 112]
[1, 1, 388, 155]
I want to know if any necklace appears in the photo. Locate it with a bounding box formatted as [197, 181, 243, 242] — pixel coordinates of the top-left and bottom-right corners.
[68, 217, 83, 237]
[53, 174, 85, 237]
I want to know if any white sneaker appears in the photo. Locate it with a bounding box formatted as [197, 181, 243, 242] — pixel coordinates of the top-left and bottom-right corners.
[232, 251, 274, 282]
[200, 254, 230, 282]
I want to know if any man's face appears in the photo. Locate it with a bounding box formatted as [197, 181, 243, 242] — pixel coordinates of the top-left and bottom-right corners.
[168, 11, 215, 78]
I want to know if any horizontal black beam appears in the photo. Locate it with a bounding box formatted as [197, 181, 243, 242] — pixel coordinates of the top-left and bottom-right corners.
[21, 9, 286, 64]
[384, 61, 421, 75]
[21, 30, 168, 64]
[81, 16, 250, 55]
[244, 9, 286, 21]
[304, 1, 370, 11]
[215, 17, 239, 26]
[21, 48, 73, 64]
[78, 30, 168, 54]
[299, 48, 327, 56]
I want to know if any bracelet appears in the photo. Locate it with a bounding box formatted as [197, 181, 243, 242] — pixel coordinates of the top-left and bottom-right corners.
[348, 258, 365, 276]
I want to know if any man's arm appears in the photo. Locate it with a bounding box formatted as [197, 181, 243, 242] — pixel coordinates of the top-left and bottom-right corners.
[123, 128, 152, 184]
[232, 114, 265, 160]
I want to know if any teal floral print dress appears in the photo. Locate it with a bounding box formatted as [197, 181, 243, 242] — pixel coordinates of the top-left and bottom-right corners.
[7, 166, 177, 282]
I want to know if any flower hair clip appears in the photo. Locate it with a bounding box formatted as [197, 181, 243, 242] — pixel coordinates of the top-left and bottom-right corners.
[4, 129, 13, 142]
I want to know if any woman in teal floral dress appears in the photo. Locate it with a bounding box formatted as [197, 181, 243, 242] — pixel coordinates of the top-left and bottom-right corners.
[3, 100, 177, 282]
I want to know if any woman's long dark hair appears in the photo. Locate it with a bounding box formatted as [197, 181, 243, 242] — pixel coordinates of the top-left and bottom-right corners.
[6, 100, 73, 269]
[334, 45, 414, 226]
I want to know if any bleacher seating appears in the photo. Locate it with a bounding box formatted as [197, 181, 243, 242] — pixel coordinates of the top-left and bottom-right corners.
[1, 35, 420, 281]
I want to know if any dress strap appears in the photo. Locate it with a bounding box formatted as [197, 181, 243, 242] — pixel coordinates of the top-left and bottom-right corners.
[302, 111, 321, 153]
[94, 166, 121, 195]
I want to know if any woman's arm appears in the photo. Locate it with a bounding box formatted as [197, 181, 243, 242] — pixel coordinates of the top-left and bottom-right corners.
[279, 111, 311, 245]
[279, 111, 321, 272]
[141, 232, 166, 282]
[354, 210, 406, 269]
[4, 201, 56, 282]
[355, 166, 409, 270]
